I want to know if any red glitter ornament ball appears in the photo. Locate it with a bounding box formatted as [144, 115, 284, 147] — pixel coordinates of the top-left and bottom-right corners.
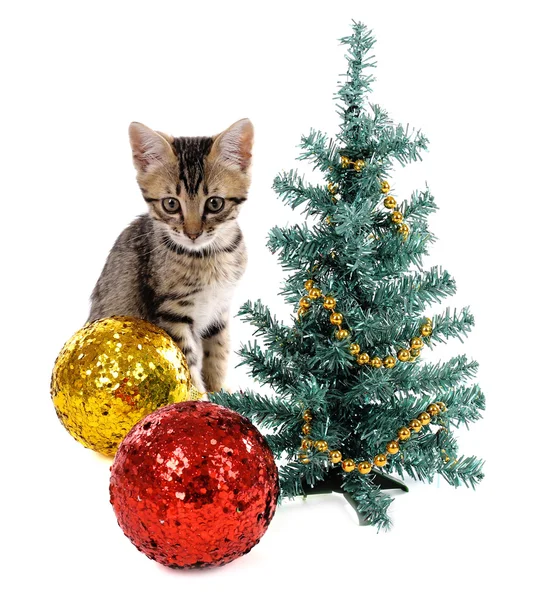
[110, 401, 279, 568]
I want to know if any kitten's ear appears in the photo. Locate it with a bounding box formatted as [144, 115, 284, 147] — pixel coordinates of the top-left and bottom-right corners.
[128, 122, 175, 173]
[213, 118, 254, 171]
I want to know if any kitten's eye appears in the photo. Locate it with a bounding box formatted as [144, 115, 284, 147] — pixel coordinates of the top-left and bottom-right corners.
[162, 197, 181, 214]
[206, 196, 225, 213]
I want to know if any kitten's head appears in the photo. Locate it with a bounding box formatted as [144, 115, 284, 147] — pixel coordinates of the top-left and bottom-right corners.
[129, 119, 253, 251]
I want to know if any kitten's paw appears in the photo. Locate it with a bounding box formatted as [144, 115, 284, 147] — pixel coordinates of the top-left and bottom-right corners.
[189, 373, 207, 400]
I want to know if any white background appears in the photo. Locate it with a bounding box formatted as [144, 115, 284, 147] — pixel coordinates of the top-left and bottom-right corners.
[1, 1, 535, 598]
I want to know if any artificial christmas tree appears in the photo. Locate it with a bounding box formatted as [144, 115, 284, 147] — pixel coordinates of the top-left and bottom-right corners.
[212, 22, 484, 529]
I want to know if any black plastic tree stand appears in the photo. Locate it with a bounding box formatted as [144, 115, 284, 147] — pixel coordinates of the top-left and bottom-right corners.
[302, 468, 408, 525]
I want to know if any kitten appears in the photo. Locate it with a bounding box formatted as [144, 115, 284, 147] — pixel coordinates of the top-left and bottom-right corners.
[89, 119, 253, 393]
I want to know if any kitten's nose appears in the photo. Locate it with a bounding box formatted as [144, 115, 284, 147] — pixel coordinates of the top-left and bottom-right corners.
[185, 231, 202, 241]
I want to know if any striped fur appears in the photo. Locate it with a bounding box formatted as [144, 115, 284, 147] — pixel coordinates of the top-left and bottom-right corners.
[89, 119, 253, 392]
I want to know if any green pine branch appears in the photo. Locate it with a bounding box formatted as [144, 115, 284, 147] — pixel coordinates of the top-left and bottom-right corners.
[341, 471, 393, 530]
[278, 462, 306, 497]
[402, 188, 438, 222]
[267, 223, 332, 271]
[430, 306, 475, 344]
[210, 389, 300, 430]
[438, 455, 485, 489]
[298, 129, 337, 173]
[237, 300, 290, 342]
[399, 355, 479, 394]
[238, 342, 297, 395]
[369, 266, 457, 312]
[272, 169, 334, 217]
[337, 22, 377, 114]
[266, 430, 301, 459]
[435, 385, 486, 427]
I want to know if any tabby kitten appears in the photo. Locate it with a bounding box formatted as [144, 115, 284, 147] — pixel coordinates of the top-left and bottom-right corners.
[89, 119, 253, 393]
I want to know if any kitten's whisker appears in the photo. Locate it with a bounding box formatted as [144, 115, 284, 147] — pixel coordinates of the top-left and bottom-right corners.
[138, 238, 170, 256]
[126, 231, 153, 242]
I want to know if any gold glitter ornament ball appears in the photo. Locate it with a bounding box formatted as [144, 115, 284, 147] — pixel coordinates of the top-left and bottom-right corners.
[51, 316, 193, 456]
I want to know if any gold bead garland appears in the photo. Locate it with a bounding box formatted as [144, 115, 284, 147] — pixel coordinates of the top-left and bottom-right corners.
[297, 280, 433, 369]
[297, 159, 440, 477]
[380, 181, 409, 240]
[340, 156, 366, 171]
[339, 156, 410, 240]
[298, 401, 449, 473]
[327, 181, 339, 204]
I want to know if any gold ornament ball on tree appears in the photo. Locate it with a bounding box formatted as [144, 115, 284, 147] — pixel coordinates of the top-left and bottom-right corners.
[386, 440, 400, 455]
[408, 419, 422, 433]
[315, 440, 329, 452]
[299, 297, 312, 309]
[357, 461, 372, 475]
[383, 355, 396, 368]
[51, 316, 193, 456]
[391, 211, 404, 224]
[357, 352, 370, 365]
[374, 453, 388, 467]
[300, 439, 310, 450]
[370, 356, 383, 368]
[421, 323, 433, 337]
[411, 337, 424, 350]
[397, 427, 411, 441]
[323, 296, 337, 310]
[418, 411, 432, 426]
[384, 196, 397, 209]
[330, 450, 343, 464]
[397, 348, 411, 362]
[341, 458, 356, 472]
[330, 312, 344, 326]
[399, 223, 410, 236]
[427, 403, 441, 416]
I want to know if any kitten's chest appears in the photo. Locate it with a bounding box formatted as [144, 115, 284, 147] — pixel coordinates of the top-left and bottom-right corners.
[164, 249, 245, 288]
[157, 246, 246, 331]
[192, 284, 234, 331]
